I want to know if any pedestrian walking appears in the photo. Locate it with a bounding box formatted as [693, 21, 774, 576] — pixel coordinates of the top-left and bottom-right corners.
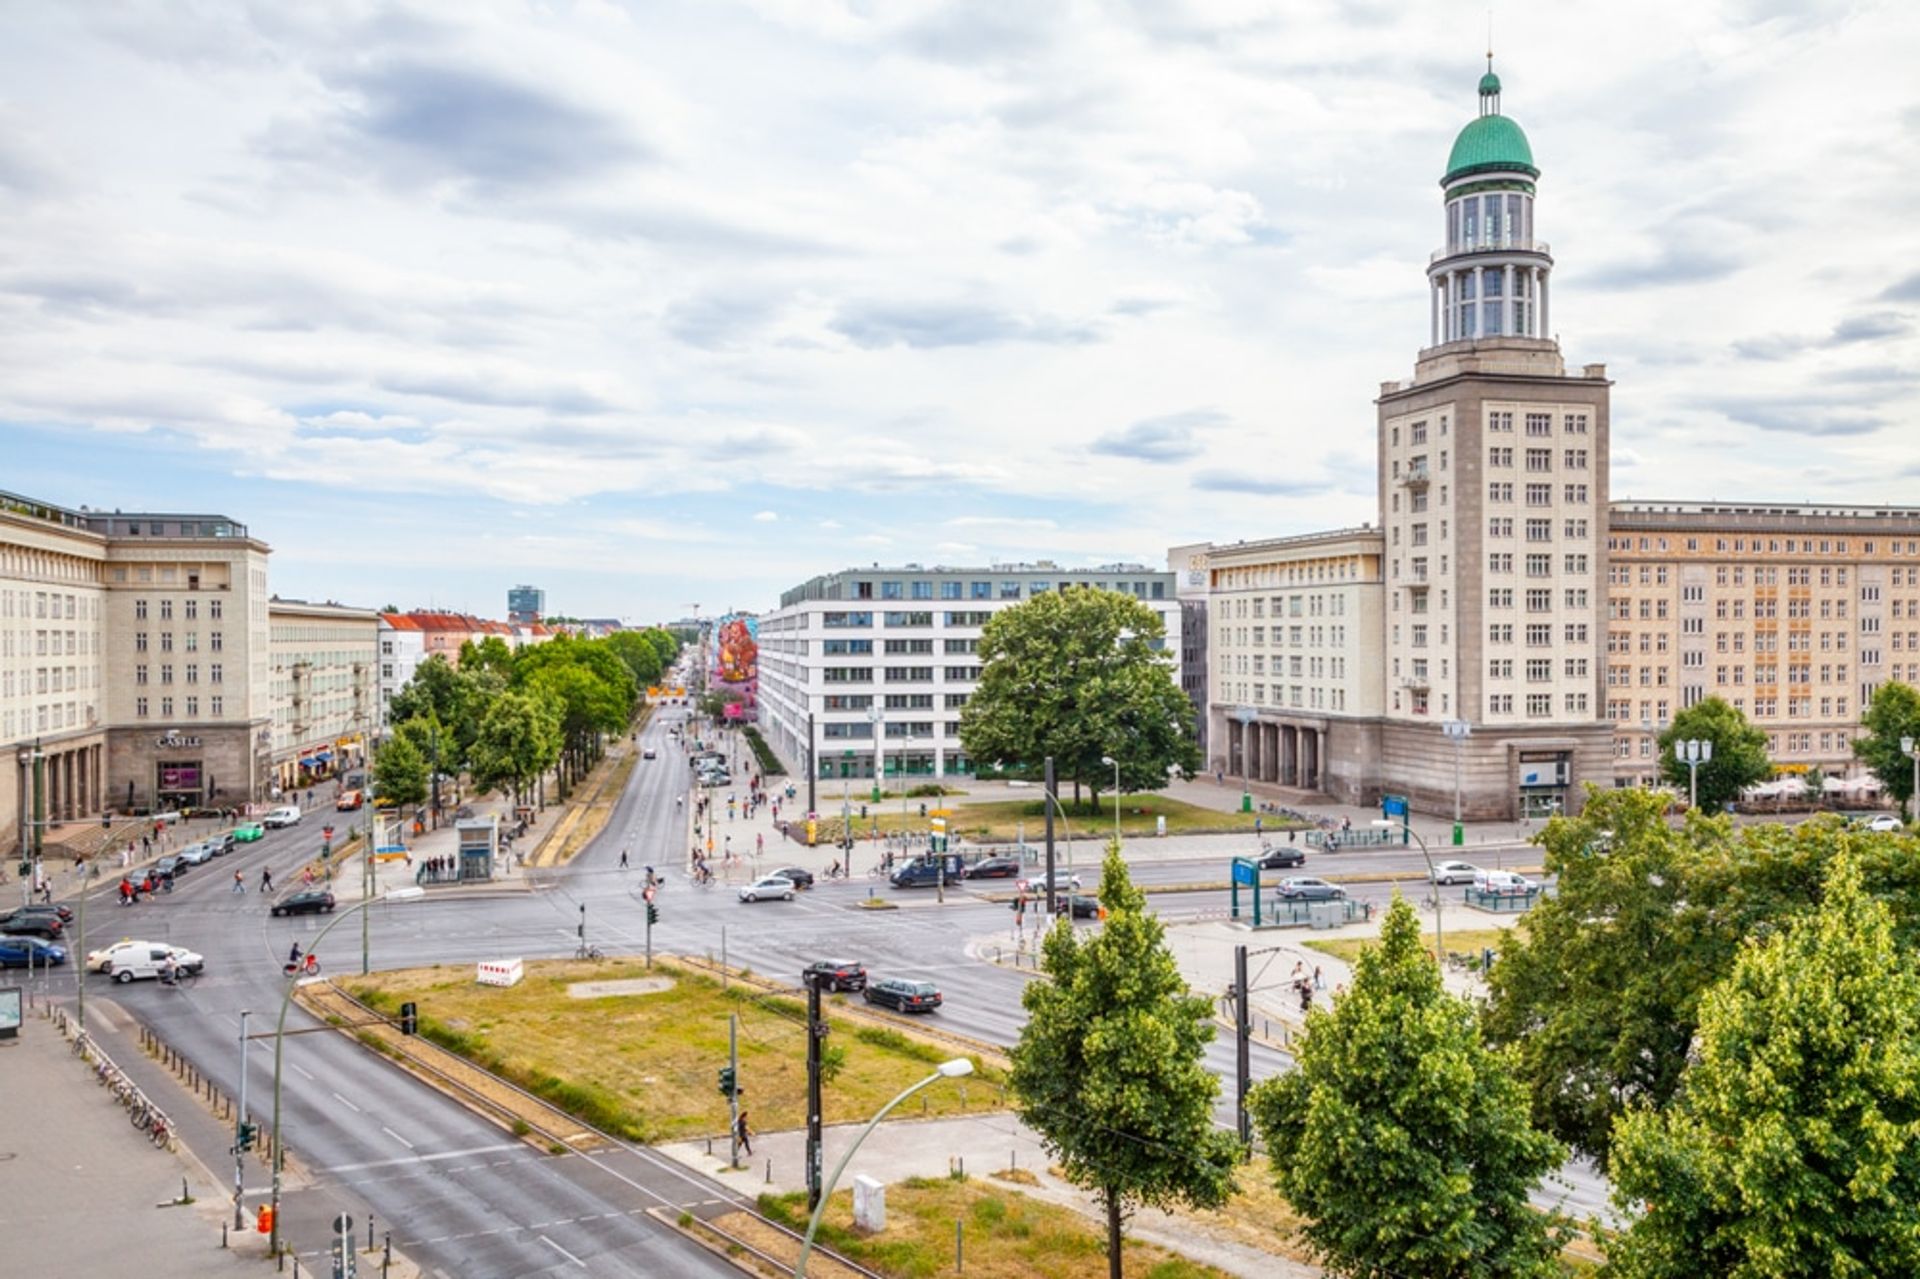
[735, 1110, 752, 1157]
[1313, 965, 1325, 991]
[619, 848, 630, 870]
[232, 869, 245, 894]
[755, 833, 764, 857]
[1255, 816, 1263, 838]
[260, 867, 274, 893]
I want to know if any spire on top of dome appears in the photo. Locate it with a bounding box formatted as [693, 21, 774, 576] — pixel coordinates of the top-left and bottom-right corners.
[1479, 47, 1501, 114]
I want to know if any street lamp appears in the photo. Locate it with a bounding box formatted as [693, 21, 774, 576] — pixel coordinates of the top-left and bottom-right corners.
[1677, 738, 1713, 812]
[867, 705, 884, 804]
[1232, 706, 1257, 815]
[1374, 818, 1442, 966]
[1440, 720, 1471, 847]
[794, 1059, 974, 1277]
[1903, 735, 1919, 823]
[1099, 755, 1121, 842]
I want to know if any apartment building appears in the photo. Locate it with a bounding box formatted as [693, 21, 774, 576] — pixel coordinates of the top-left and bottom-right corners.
[375, 611, 553, 727]
[1605, 503, 1920, 787]
[759, 563, 1180, 783]
[268, 599, 379, 792]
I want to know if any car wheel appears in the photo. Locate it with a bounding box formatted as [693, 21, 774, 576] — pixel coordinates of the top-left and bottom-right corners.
[783, 891, 795, 901]
[862, 988, 875, 1003]
[744, 892, 757, 903]
[323, 903, 334, 913]
[114, 969, 133, 984]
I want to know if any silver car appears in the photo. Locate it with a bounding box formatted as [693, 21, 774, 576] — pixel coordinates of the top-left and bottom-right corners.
[738, 875, 796, 903]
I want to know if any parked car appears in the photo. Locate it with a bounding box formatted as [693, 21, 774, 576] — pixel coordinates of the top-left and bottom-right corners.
[101, 942, 205, 983]
[1430, 860, 1482, 885]
[13, 902, 73, 925]
[803, 959, 867, 991]
[1275, 876, 1346, 901]
[1257, 847, 1306, 870]
[738, 875, 796, 903]
[1864, 813, 1904, 833]
[1053, 893, 1104, 919]
[336, 789, 365, 811]
[232, 822, 265, 843]
[263, 806, 302, 829]
[209, 830, 237, 854]
[697, 771, 731, 788]
[0, 909, 65, 939]
[270, 888, 336, 917]
[863, 977, 942, 1013]
[178, 840, 218, 866]
[965, 856, 1022, 879]
[0, 936, 66, 968]
[1473, 869, 1536, 894]
[154, 854, 187, 879]
[1017, 870, 1081, 894]
[770, 866, 815, 890]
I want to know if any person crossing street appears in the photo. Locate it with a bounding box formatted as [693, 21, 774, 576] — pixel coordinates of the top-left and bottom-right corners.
[259, 866, 274, 893]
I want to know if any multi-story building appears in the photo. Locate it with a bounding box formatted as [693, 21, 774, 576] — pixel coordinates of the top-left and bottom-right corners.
[1168, 543, 1212, 760]
[267, 599, 379, 792]
[3, 491, 277, 852]
[1200, 531, 1386, 803]
[375, 610, 552, 726]
[1605, 503, 1920, 787]
[758, 563, 1180, 783]
[507, 584, 544, 625]
[376, 613, 427, 728]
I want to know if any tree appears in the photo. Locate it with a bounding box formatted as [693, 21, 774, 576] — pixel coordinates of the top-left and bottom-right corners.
[1853, 680, 1920, 819]
[1009, 843, 1239, 1279]
[370, 732, 428, 813]
[606, 629, 665, 688]
[459, 635, 516, 680]
[468, 691, 561, 807]
[394, 714, 458, 805]
[1607, 855, 1920, 1279]
[1657, 696, 1771, 812]
[960, 589, 1199, 809]
[387, 654, 463, 729]
[1253, 894, 1569, 1278]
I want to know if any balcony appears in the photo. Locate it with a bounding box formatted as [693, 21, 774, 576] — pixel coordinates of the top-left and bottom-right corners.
[1430, 239, 1551, 265]
[1401, 674, 1432, 692]
[1400, 462, 1430, 489]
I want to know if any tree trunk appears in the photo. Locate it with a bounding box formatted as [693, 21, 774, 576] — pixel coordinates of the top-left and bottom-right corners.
[1105, 1187, 1123, 1279]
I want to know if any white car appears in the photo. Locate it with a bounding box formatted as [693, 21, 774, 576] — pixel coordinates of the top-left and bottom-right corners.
[1865, 813, 1904, 833]
[738, 875, 796, 903]
[1018, 871, 1082, 894]
[87, 938, 157, 973]
[97, 941, 205, 983]
[262, 805, 302, 829]
[1430, 860, 1482, 885]
[1474, 869, 1537, 894]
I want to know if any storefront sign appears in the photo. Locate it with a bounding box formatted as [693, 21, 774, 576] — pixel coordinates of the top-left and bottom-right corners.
[159, 764, 202, 792]
[155, 732, 202, 749]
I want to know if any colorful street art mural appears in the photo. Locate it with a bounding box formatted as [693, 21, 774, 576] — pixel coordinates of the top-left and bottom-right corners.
[712, 613, 759, 719]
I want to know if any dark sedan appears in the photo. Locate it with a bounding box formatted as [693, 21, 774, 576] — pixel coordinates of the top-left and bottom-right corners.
[803, 959, 867, 992]
[1275, 876, 1346, 901]
[154, 854, 187, 879]
[863, 978, 942, 1013]
[1052, 894, 1104, 919]
[269, 888, 336, 917]
[0, 910, 65, 939]
[1258, 846, 1307, 870]
[12, 902, 74, 925]
[771, 866, 816, 890]
[0, 935, 66, 967]
[965, 856, 1022, 880]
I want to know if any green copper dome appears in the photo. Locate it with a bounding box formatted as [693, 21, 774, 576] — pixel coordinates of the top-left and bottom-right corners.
[1479, 70, 1501, 95]
[1444, 112, 1537, 184]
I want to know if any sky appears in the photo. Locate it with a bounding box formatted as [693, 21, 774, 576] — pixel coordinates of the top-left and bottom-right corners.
[2, 0, 1917, 622]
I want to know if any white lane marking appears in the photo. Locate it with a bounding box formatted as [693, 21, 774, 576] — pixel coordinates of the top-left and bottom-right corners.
[290, 1063, 316, 1081]
[85, 1006, 121, 1032]
[539, 1235, 587, 1268]
[322, 1142, 523, 1174]
[381, 1125, 416, 1150]
[331, 1091, 363, 1113]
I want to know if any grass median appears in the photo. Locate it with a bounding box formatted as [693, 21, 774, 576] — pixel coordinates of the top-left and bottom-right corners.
[812, 794, 1291, 844]
[349, 959, 1007, 1143]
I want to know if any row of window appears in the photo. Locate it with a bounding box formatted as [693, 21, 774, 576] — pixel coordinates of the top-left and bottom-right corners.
[1487, 448, 1589, 470]
[1, 702, 93, 737]
[1608, 535, 1920, 556]
[132, 631, 226, 652]
[848, 579, 1166, 601]
[1488, 483, 1591, 505]
[134, 695, 224, 718]
[1, 666, 93, 696]
[1, 589, 99, 621]
[1222, 594, 1350, 619]
[1233, 684, 1351, 712]
[820, 610, 999, 628]
[1214, 625, 1351, 649]
[132, 597, 224, 621]
[0, 628, 92, 657]
[821, 667, 984, 684]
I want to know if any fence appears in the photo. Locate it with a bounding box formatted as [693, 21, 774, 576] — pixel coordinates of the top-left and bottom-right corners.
[1463, 885, 1541, 913]
[1304, 829, 1398, 849]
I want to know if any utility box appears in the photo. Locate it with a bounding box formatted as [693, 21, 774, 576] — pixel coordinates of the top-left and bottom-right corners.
[852, 1174, 886, 1232]
[1308, 901, 1342, 930]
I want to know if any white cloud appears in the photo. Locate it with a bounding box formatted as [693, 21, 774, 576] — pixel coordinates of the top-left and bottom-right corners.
[753, 510, 778, 521]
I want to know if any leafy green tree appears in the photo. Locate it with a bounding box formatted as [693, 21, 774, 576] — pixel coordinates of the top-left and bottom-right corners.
[1657, 696, 1771, 811]
[387, 654, 463, 731]
[1853, 680, 1920, 818]
[1254, 894, 1569, 1278]
[605, 630, 665, 688]
[370, 732, 428, 812]
[960, 589, 1199, 808]
[394, 715, 458, 809]
[1607, 855, 1920, 1279]
[468, 691, 562, 806]
[459, 635, 516, 680]
[1009, 843, 1239, 1279]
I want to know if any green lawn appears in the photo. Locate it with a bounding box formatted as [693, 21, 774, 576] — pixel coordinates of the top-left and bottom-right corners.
[1302, 926, 1521, 966]
[811, 793, 1290, 843]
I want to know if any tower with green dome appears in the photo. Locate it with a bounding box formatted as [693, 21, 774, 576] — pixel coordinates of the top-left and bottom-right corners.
[1427, 62, 1551, 347]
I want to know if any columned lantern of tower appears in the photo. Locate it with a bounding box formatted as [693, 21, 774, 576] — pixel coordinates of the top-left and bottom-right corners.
[1426, 65, 1553, 349]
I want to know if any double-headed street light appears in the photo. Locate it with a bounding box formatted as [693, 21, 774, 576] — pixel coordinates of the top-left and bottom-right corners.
[1373, 817, 1442, 965]
[1677, 738, 1713, 812]
[794, 1059, 974, 1277]
[1099, 755, 1121, 841]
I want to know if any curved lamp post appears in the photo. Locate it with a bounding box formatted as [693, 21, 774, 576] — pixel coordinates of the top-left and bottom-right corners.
[793, 1058, 974, 1277]
[1099, 755, 1121, 843]
[268, 885, 423, 1253]
[1373, 817, 1441, 965]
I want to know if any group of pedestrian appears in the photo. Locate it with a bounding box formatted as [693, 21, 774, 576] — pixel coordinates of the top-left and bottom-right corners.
[422, 854, 457, 879]
[1289, 960, 1326, 1015]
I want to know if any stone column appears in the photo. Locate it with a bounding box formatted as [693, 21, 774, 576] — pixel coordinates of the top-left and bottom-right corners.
[1540, 271, 1550, 338]
[1431, 279, 1441, 346]
[1504, 263, 1515, 338]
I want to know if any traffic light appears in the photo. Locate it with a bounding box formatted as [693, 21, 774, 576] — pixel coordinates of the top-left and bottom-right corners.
[236, 1121, 258, 1151]
[717, 1066, 738, 1098]
[399, 1001, 418, 1036]
[646, 903, 659, 926]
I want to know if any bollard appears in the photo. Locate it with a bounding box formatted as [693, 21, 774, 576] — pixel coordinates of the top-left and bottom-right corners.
[369, 1216, 375, 1250]
[956, 1219, 963, 1273]
[764, 1158, 771, 1184]
[384, 1232, 391, 1277]
[292, 1255, 300, 1279]
[1010, 1151, 1016, 1172]
[706, 1136, 712, 1156]
[223, 1224, 229, 1249]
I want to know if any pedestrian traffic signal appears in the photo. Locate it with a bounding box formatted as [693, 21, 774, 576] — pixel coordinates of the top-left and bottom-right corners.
[237, 1121, 258, 1151]
[717, 1066, 737, 1097]
[646, 903, 659, 926]
[399, 1001, 418, 1036]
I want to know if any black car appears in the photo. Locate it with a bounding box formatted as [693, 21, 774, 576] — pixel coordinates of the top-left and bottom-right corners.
[863, 977, 942, 1013]
[13, 902, 74, 925]
[804, 959, 867, 991]
[889, 859, 960, 889]
[1257, 847, 1307, 870]
[1053, 894, 1103, 919]
[772, 866, 816, 890]
[154, 854, 187, 879]
[965, 856, 1021, 879]
[0, 909, 65, 939]
[210, 830, 237, 855]
[270, 888, 336, 917]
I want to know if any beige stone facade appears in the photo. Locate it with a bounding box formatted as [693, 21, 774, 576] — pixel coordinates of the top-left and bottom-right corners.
[268, 600, 379, 793]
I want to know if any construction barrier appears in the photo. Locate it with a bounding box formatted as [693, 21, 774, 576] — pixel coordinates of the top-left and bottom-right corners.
[476, 958, 524, 987]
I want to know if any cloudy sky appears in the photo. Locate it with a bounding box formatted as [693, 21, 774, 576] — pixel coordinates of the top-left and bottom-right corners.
[3, 1, 1916, 621]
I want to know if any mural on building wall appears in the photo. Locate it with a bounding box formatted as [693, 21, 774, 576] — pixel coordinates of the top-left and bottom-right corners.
[712, 614, 759, 718]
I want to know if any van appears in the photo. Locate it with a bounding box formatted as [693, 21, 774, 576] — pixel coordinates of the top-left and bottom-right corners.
[336, 789, 364, 811]
[263, 805, 302, 829]
[1473, 869, 1535, 894]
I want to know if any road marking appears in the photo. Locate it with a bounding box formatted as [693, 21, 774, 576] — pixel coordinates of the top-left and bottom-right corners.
[84, 1005, 121, 1032]
[381, 1125, 416, 1150]
[322, 1143, 525, 1173]
[290, 1063, 315, 1081]
[539, 1235, 587, 1268]
[331, 1091, 362, 1113]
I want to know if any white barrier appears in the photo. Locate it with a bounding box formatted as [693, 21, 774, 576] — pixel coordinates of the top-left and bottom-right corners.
[476, 958, 524, 988]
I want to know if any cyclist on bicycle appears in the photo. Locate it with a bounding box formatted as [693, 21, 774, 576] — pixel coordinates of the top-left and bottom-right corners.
[288, 942, 303, 968]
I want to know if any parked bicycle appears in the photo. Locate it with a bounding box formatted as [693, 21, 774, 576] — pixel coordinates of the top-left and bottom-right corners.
[574, 942, 605, 961]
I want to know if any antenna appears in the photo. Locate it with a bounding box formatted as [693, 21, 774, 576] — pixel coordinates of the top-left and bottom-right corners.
[1487, 10, 1494, 68]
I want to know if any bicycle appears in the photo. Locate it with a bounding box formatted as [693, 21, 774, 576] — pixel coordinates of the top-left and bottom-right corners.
[146, 1110, 175, 1151]
[574, 942, 605, 961]
[283, 953, 321, 978]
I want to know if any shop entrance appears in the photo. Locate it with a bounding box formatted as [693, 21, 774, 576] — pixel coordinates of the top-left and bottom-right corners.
[156, 760, 204, 809]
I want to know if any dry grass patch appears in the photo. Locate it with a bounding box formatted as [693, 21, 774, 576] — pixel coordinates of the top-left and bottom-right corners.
[814, 794, 1284, 844]
[1303, 925, 1521, 966]
[761, 1177, 1232, 1279]
[349, 959, 1006, 1143]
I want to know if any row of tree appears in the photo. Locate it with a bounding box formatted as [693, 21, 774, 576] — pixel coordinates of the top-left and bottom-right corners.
[1652, 684, 1920, 815]
[372, 628, 679, 812]
[1012, 796, 1920, 1277]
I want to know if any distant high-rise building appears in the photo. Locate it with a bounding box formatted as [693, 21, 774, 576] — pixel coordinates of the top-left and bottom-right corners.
[507, 584, 545, 624]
